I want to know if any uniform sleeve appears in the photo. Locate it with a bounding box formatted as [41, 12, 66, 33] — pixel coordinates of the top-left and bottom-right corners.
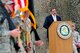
[1, 31, 10, 36]
[0, 11, 11, 36]
[0, 19, 11, 36]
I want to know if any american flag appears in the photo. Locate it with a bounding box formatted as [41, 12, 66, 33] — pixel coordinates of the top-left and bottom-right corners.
[12, 0, 28, 12]
[11, 0, 36, 29]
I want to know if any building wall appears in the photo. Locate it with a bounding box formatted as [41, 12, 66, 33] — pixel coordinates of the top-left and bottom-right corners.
[33, 0, 50, 53]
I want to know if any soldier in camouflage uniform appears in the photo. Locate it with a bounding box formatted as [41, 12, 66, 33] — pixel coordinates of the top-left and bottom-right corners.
[12, 10, 44, 53]
[21, 10, 44, 53]
[0, 0, 21, 53]
[12, 9, 34, 53]
[12, 1, 44, 52]
[20, 11, 34, 53]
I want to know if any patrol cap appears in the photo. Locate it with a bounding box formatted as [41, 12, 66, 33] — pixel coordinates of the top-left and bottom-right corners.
[1, 0, 14, 4]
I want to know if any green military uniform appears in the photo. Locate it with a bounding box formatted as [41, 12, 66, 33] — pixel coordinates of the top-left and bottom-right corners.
[0, 9, 11, 53]
[12, 13, 36, 53]
[0, 4, 16, 53]
[0, 19, 11, 53]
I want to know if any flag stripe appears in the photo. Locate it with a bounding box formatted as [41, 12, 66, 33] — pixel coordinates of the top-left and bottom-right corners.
[17, 0, 26, 8]
[20, 0, 25, 8]
[18, 0, 22, 8]
[24, 0, 26, 6]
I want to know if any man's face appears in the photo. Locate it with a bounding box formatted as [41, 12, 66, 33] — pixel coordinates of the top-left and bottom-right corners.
[21, 11, 30, 21]
[4, 3, 14, 14]
[51, 9, 57, 16]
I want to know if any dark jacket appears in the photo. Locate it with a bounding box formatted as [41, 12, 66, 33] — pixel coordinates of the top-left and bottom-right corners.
[43, 15, 61, 39]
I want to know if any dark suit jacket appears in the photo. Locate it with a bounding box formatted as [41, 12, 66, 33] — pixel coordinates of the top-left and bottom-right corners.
[43, 15, 61, 39]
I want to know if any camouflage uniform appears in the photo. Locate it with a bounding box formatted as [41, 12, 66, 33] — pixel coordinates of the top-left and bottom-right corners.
[72, 30, 79, 53]
[12, 15, 36, 53]
[20, 17, 36, 53]
[0, 4, 16, 52]
[0, 8, 11, 53]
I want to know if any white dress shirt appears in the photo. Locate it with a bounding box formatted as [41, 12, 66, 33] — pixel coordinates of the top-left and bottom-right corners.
[52, 15, 57, 22]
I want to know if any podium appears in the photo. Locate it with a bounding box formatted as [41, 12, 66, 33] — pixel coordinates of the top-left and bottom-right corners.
[49, 21, 73, 53]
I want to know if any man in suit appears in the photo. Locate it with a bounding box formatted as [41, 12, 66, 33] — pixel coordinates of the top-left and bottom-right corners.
[43, 8, 61, 40]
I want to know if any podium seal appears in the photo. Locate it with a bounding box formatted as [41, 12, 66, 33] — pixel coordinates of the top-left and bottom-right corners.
[57, 22, 72, 39]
